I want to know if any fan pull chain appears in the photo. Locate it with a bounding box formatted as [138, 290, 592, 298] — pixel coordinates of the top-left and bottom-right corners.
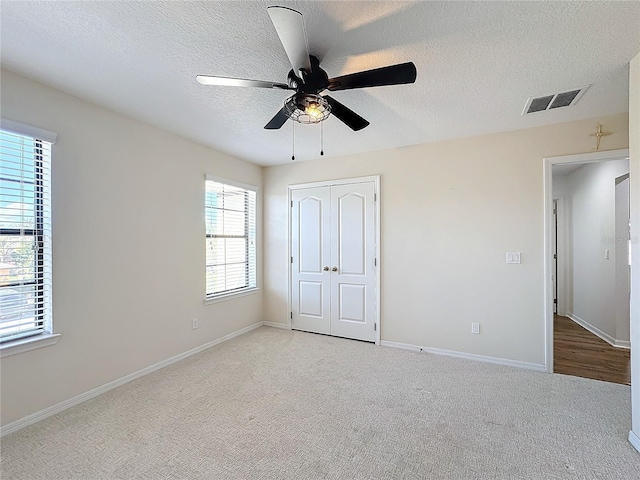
[291, 121, 296, 161]
[320, 121, 324, 156]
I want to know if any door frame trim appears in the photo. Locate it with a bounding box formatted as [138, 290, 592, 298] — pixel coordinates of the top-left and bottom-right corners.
[543, 149, 629, 373]
[553, 195, 567, 316]
[287, 175, 381, 345]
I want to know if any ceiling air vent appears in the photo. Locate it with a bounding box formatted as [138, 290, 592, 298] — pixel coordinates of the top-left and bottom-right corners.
[522, 85, 590, 115]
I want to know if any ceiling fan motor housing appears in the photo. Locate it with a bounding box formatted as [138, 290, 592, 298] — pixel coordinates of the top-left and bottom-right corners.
[288, 55, 329, 94]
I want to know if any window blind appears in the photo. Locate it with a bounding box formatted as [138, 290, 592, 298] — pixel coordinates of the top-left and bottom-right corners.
[0, 129, 52, 342]
[205, 178, 257, 297]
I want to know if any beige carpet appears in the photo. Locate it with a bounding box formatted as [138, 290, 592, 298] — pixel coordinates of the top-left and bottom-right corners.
[1, 327, 639, 479]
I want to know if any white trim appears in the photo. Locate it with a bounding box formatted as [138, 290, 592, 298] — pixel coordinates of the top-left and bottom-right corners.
[205, 174, 257, 192]
[263, 321, 290, 330]
[374, 176, 381, 346]
[0, 322, 263, 437]
[203, 287, 260, 305]
[287, 175, 381, 345]
[1, 118, 57, 144]
[553, 195, 567, 316]
[381, 340, 547, 372]
[0, 333, 61, 358]
[545, 149, 630, 166]
[289, 175, 381, 191]
[543, 149, 630, 373]
[629, 430, 640, 454]
[287, 191, 292, 330]
[567, 313, 631, 350]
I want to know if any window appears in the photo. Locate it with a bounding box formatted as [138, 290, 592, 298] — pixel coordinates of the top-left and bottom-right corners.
[0, 123, 54, 345]
[205, 176, 257, 299]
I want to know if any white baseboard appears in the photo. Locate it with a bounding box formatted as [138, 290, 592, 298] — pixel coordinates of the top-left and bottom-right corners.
[263, 321, 290, 330]
[380, 340, 546, 372]
[0, 321, 264, 437]
[629, 430, 640, 454]
[616, 339, 632, 348]
[567, 313, 631, 350]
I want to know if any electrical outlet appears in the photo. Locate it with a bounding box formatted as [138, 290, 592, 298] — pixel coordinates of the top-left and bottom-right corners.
[471, 323, 480, 335]
[192, 318, 199, 330]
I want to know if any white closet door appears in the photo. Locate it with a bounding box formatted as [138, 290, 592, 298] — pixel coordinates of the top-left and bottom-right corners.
[291, 187, 331, 335]
[329, 182, 376, 342]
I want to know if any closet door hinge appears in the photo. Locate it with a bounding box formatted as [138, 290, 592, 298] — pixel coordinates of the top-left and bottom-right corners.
[374, 193, 377, 201]
[290, 312, 293, 319]
[374, 323, 377, 331]
[291, 256, 293, 264]
[374, 258, 377, 266]
[291, 200, 293, 207]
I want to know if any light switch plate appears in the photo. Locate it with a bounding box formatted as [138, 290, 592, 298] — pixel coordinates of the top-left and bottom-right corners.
[506, 252, 521, 264]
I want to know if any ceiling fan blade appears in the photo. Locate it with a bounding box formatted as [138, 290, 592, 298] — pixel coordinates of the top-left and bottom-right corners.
[264, 108, 290, 130]
[196, 75, 291, 90]
[267, 6, 312, 78]
[327, 62, 417, 91]
[324, 96, 369, 131]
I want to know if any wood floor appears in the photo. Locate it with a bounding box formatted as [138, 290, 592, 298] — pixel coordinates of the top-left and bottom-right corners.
[554, 315, 630, 385]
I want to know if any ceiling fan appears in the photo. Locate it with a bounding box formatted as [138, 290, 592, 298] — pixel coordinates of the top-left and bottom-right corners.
[196, 6, 417, 131]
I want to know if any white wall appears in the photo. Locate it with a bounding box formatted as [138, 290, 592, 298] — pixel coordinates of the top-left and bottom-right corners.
[552, 174, 570, 197]
[629, 51, 640, 447]
[615, 176, 631, 343]
[263, 113, 629, 367]
[568, 159, 629, 342]
[0, 70, 263, 426]
[552, 173, 573, 315]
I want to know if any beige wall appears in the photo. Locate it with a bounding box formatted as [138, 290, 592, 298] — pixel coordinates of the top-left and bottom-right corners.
[0, 70, 263, 426]
[629, 51, 640, 441]
[263, 113, 629, 366]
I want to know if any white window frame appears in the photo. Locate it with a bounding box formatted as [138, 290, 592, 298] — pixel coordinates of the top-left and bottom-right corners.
[204, 175, 258, 304]
[0, 119, 60, 357]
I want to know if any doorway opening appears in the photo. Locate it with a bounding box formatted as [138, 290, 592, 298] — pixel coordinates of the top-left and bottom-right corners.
[544, 149, 631, 384]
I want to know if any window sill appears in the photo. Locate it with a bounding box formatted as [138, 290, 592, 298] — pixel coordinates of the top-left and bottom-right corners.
[0, 333, 61, 358]
[204, 287, 260, 305]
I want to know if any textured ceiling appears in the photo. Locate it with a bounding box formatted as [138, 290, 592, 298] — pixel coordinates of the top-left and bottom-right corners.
[1, 1, 639, 166]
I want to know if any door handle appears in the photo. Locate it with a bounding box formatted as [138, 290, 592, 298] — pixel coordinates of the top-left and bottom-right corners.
[331, 267, 338, 272]
[323, 266, 329, 271]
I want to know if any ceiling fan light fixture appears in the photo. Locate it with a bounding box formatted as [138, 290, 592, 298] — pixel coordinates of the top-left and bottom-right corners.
[284, 94, 331, 124]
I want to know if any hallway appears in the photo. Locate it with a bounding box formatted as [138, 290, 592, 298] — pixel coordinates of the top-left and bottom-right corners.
[554, 315, 631, 385]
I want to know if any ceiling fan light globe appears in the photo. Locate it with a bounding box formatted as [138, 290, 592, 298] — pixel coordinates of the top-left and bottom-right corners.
[284, 94, 331, 124]
[305, 103, 322, 118]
